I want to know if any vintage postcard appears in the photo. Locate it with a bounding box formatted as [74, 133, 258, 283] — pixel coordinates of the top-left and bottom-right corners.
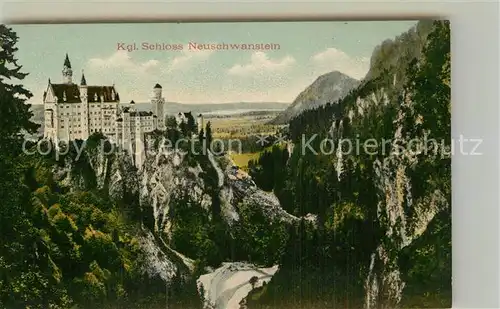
[0, 20, 451, 309]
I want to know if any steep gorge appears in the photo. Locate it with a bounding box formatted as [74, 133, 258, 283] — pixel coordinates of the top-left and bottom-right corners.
[19, 131, 304, 309]
[245, 20, 450, 309]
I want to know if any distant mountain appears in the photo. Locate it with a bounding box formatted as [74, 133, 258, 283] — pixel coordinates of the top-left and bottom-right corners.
[268, 71, 360, 125]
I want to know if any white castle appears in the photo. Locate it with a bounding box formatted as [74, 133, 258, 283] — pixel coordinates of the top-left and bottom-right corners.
[43, 54, 202, 167]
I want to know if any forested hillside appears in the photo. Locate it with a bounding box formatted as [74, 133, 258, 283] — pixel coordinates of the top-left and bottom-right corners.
[247, 19, 450, 308]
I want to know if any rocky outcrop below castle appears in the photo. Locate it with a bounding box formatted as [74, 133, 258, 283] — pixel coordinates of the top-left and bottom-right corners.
[48, 136, 299, 307]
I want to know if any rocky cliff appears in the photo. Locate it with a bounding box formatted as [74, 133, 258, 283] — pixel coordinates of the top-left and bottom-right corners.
[245, 20, 450, 309]
[44, 134, 307, 308]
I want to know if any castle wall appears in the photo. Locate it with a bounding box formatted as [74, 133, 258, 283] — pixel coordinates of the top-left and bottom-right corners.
[56, 102, 85, 141]
[47, 101, 119, 142]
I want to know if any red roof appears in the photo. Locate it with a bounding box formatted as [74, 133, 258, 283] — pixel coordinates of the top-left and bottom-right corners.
[48, 83, 120, 103]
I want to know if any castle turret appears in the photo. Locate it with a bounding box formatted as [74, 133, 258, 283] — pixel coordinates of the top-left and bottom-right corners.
[62, 53, 73, 84]
[79, 71, 88, 98]
[153, 83, 162, 99]
[122, 106, 132, 155]
[152, 83, 165, 130]
[134, 112, 144, 168]
[80, 71, 89, 139]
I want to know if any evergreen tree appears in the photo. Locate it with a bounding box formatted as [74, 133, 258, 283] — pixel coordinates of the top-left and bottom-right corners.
[180, 121, 188, 136]
[186, 113, 197, 133]
[0, 25, 39, 147]
[198, 128, 204, 142]
[0, 24, 65, 308]
[165, 115, 178, 128]
[205, 121, 213, 151]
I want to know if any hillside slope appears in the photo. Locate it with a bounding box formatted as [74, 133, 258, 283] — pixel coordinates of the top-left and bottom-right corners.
[269, 71, 359, 125]
[246, 19, 449, 309]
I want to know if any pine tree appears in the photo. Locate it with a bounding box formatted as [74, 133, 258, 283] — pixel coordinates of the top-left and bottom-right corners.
[186, 113, 197, 133]
[165, 116, 178, 128]
[0, 25, 39, 149]
[0, 24, 36, 243]
[198, 128, 204, 142]
[205, 121, 213, 151]
[0, 24, 66, 308]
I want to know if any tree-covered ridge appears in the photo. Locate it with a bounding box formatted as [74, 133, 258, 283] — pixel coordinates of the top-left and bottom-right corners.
[246, 20, 451, 308]
[11, 156, 142, 308]
[1, 138, 210, 308]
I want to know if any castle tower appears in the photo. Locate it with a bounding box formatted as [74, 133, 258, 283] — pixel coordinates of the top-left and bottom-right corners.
[99, 92, 104, 131]
[122, 107, 132, 155]
[134, 113, 144, 168]
[62, 53, 73, 84]
[152, 83, 165, 130]
[53, 102, 60, 143]
[79, 71, 89, 139]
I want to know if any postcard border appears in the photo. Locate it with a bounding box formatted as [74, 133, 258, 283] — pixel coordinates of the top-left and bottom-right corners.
[0, 1, 499, 307]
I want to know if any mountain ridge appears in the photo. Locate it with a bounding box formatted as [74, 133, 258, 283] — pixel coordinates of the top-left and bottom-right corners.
[268, 70, 360, 125]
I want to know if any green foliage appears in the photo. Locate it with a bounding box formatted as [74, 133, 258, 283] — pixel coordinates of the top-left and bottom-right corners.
[169, 192, 221, 265]
[0, 23, 59, 309]
[399, 210, 451, 308]
[247, 20, 451, 308]
[165, 116, 178, 128]
[248, 145, 289, 192]
[0, 24, 39, 146]
[232, 201, 289, 266]
[205, 121, 213, 149]
[1, 147, 206, 308]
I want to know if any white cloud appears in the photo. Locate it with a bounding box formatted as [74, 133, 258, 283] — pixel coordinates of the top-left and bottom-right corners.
[88, 51, 160, 74]
[227, 52, 296, 76]
[311, 48, 370, 80]
[163, 49, 213, 73]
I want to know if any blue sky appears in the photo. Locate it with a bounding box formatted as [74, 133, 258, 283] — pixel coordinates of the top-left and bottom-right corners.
[11, 21, 417, 104]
